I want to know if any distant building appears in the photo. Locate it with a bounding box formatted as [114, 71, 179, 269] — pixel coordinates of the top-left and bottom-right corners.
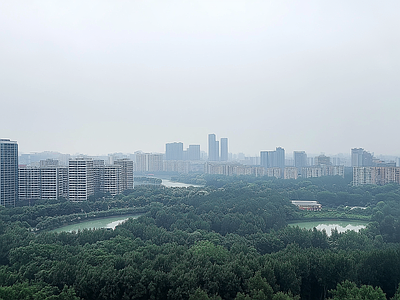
[135, 153, 163, 173]
[208, 134, 219, 161]
[284, 167, 298, 180]
[351, 148, 373, 167]
[315, 154, 331, 166]
[166, 142, 184, 160]
[205, 162, 264, 177]
[302, 165, 344, 178]
[220, 138, 228, 161]
[294, 151, 307, 169]
[260, 147, 285, 177]
[291, 200, 322, 211]
[163, 160, 190, 173]
[187, 145, 201, 161]
[0, 139, 18, 207]
[353, 166, 400, 186]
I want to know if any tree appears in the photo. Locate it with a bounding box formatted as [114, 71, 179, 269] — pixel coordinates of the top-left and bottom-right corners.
[329, 280, 386, 300]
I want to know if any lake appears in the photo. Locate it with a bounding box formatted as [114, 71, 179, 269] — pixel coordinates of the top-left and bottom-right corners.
[161, 179, 203, 188]
[289, 220, 368, 236]
[50, 214, 142, 233]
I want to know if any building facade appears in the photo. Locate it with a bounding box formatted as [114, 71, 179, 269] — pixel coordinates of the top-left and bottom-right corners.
[68, 158, 94, 201]
[135, 153, 163, 173]
[220, 138, 228, 162]
[165, 142, 183, 161]
[0, 139, 18, 207]
[208, 134, 219, 161]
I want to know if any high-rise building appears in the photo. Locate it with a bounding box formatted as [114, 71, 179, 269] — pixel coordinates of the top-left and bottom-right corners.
[114, 158, 134, 190]
[315, 154, 331, 165]
[135, 153, 163, 173]
[68, 158, 94, 201]
[275, 147, 285, 169]
[165, 142, 184, 160]
[19, 161, 68, 201]
[18, 166, 41, 201]
[260, 151, 270, 169]
[294, 151, 307, 169]
[220, 138, 228, 161]
[208, 134, 219, 161]
[41, 165, 68, 199]
[351, 148, 374, 167]
[187, 145, 201, 161]
[0, 139, 18, 207]
[103, 165, 122, 196]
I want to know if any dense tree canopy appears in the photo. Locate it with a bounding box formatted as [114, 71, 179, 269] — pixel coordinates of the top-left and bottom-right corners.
[1, 175, 400, 299]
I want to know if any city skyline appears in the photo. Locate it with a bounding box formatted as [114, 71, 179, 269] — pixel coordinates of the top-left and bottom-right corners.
[1, 2, 400, 157]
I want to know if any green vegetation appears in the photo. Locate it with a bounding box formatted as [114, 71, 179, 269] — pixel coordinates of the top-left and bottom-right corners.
[2, 175, 400, 299]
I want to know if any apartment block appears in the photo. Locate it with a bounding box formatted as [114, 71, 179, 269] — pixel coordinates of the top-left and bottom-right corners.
[68, 158, 94, 201]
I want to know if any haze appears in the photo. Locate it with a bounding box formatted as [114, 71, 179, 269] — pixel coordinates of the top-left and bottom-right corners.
[1, 1, 399, 156]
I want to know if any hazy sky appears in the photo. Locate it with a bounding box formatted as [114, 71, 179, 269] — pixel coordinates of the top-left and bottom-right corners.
[1, 1, 399, 156]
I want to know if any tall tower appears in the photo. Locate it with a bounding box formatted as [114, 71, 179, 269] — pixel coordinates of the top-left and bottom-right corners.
[220, 138, 228, 161]
[208, 134, 219, 161]
[0, 139, 18, 207]
[275, 147, 285, 169]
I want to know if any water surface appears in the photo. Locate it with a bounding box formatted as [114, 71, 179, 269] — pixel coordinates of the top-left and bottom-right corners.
[289, 220, 368, 236]
[50, 214, 142, 233]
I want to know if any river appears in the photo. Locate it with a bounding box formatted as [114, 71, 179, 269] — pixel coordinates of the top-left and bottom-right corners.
[50, 214, 142, 233]
[289, 220, 368, 236]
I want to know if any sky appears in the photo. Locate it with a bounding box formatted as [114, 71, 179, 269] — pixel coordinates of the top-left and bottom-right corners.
[1, 1, 400, 156]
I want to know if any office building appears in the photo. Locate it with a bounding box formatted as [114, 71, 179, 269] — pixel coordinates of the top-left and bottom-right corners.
[187, 145, 201, 161]
[0, 139, 18, 207]
[220, 138, 228, 162]
[68, 158, 94, 201]
[208, 134, 219, 161]
[165, 142, 184, 160]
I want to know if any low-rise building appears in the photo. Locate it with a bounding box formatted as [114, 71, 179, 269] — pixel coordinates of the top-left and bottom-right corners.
[291, 200, 322, 211]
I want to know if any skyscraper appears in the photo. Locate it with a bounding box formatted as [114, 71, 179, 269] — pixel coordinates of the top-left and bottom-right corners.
[165, 142, 184, 160]
[208, 134, 219, 161]
[0, 139, 18, 207]
[275, 147, 285, 169]
[294, 151, 307, 169]
[351, 148, 373, 167]
[187, 145, 201, 161]
[220, 138, 228, 161]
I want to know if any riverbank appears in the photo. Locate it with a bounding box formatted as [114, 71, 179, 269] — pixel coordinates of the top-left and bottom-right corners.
[49, 213, 143, 233]
[36, 206, 149, 232]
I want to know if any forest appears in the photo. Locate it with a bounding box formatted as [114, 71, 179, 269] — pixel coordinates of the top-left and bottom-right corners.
[2, 174, 400, 299]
